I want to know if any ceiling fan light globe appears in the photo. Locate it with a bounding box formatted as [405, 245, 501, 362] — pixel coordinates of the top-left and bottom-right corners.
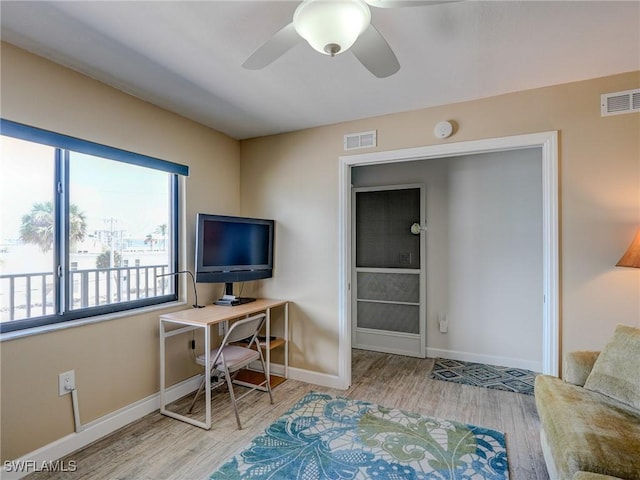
[293, 0, 371, 56]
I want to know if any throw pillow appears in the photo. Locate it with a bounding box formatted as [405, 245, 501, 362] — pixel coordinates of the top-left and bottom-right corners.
[584, 324, 640, 410]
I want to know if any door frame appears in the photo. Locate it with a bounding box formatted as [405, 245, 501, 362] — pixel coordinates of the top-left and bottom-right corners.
[352, 184, 427, 357]
[337, 131, 559, 389]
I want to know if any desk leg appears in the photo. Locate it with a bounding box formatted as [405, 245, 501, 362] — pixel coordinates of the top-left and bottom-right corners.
[265, 308, 271, 384]
[158, 321, 211, 430]
[284, 302, 289, 378]
[204, 324, 211, 430]
[159, 319, 166, 413]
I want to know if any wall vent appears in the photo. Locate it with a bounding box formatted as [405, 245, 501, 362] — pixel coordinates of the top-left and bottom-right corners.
[601, 88, 640, 116]
[344, 130, 377, 151]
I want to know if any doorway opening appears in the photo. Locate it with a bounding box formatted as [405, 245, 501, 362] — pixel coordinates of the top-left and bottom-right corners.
[337, 132, 559, 389]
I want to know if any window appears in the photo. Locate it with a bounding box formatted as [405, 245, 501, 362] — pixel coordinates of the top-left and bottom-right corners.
[0, 119, 188, 333]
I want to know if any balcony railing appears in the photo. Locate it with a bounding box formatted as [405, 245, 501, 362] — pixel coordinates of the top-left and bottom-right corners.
[0, 264, 171, 323]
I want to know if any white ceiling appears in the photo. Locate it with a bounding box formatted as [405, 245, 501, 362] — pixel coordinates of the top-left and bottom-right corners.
[1, 1, 639, 140]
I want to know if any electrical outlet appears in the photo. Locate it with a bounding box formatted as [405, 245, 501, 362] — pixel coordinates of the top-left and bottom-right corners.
[438, 313, 448, 333]
[58, 370, 75, 396]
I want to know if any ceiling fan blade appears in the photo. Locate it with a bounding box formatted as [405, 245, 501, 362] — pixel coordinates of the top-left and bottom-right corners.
[242, 23, 301, 70]
[350, 24, 400, 78]
[365, 0, 458, 7]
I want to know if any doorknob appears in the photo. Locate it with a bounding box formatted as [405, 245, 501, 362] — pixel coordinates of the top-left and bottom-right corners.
[410, 223, 426, 235]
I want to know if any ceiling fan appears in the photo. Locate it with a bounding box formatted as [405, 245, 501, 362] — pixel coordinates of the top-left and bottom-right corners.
[242, 0, 455, 78]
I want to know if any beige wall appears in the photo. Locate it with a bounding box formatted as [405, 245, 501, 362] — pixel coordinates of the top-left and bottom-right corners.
[1, 39, 639, 462]
[241, 71, 640, 374]
[0, 43, 241, 461]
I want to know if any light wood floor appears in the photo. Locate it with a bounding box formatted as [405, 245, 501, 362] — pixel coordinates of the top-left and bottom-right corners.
[27, 350, 550, 479]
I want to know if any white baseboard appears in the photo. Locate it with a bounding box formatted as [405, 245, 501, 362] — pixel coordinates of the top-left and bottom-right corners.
[1, 375, 203, 480]
[287, 366, 347, 389]
[426, 348, 542, 372]
[247, 362, 347, 390]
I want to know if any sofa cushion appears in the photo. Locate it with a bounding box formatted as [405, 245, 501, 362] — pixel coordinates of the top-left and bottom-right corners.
[584, 324, 640, 410]
[535, 374, 640, 480]
[564, 351, 600, 386]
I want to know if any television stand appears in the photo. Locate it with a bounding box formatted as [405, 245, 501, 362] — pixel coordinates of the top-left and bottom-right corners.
[214, 282, 255, 306]
[214, 295, 255, 306]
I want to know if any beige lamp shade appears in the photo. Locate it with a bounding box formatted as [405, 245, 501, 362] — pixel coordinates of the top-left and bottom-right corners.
[616, 228, 640, 268]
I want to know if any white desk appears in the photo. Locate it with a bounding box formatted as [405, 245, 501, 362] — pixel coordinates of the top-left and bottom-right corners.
[159, 299, 288, 429]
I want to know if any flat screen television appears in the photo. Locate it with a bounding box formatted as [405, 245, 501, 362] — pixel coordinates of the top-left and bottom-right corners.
[195, 213, 274, 304]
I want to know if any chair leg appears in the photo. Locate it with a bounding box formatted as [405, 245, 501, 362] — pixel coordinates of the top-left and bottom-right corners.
[258, 350, 274, 405]
[223, 364, 242, 429]
[188, 377, 206, 413]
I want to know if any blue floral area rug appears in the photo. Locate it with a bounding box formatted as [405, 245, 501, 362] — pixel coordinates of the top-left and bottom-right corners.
[430, 358, 538, 396]
[209, 392, 509, 479]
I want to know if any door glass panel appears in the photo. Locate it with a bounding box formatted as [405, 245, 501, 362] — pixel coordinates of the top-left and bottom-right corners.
[355, 188, 420, 268]
[357, 302, 420, 334]
[357, 272, 419, 303]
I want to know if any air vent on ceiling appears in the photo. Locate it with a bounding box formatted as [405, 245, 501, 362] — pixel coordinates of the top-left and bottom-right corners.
[344, 130, 377, 151]
[601, 88, 640, 116]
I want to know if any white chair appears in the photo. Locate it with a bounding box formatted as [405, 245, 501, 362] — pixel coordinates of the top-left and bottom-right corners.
[188, 313, 273, 429]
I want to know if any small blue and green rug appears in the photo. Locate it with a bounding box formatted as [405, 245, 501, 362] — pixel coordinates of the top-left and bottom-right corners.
[430, 358, 538, 396]
[209, 391, 509, 479]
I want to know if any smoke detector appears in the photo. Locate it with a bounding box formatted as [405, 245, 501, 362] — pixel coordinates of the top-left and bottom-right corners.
[434, 121, 453, 139]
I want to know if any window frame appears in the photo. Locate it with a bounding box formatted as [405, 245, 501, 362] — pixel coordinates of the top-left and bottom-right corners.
[0, 119, 188, 333]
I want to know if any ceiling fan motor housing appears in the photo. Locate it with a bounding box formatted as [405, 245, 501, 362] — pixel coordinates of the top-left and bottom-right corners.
[293, 0, 371, 56]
